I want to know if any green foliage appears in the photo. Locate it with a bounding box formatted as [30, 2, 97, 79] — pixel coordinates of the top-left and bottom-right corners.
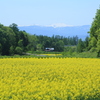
[62, 46, 77, 56]
[9, 46, 14, 56]
[0, 43, 2, 55]
[97, 34, 100, 57]
[55, 40, 64, 51]
[77, 39, 85, 52]
[36, 44, 42, 51]
[18, 40, 23, 48]
[27, 35, 37, 51]
[0, 25, 16, 55]
[88, 8, 100, 57]
[89, 37, 97, 48]
[15, 46, 23, 55]
[90, 47, 97, 52]
[36, 35, 78, 52]
[0, 23, 29, 55]
[62, 51, 97, 58]
[84, 36, 89, 51]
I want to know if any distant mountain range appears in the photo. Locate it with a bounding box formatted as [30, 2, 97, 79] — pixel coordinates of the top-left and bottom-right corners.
[18, 25, 91, 40]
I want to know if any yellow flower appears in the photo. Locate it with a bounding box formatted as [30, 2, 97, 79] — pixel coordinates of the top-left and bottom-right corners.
[0, 58, 100, 99]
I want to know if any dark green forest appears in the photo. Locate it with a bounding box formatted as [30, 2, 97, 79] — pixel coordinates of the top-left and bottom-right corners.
[0, 8, 100, 57]
[0, 23, 88, 56]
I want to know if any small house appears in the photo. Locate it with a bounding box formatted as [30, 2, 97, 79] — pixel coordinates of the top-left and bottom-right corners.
[45, 48, 54, 51]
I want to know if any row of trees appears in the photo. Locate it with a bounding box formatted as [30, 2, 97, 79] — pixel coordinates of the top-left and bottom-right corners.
[36, 35, 79, 52]
[0, 23, 83, 55]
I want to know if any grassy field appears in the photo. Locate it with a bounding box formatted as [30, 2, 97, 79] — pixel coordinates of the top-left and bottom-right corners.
[0, 58, 100, 99]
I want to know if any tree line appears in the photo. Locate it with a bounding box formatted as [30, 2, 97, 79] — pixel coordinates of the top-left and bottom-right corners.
[0, 23, 88, 55]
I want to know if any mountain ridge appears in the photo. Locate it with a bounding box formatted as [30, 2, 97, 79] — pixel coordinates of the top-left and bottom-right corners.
[18, 25, 91, 40]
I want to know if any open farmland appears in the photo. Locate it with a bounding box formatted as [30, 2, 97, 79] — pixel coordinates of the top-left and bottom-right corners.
[0, 58, 100, 100]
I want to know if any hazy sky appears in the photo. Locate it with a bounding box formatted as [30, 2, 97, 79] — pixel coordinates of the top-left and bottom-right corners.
[0, 0, 100, 26]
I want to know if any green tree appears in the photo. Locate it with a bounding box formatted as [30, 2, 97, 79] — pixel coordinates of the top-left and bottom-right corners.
[27, 35, 37, 51]
[97, 34, 100, 57]
[36, 44, 42, 51]
[84, 36, 89, 51]
[0, 23, 30, 55]
[89, 37, 97, 52]
[77, 39, 84, 53]
[18, 40, 23, 48]
[9, 23, 19, 46]
[88, 7, 100, 56]
[0, 43, 2, 55]
[15, 47, 23, 55]
[19, 31, 29, 48]
[9, 46, 14, 55]
[55, 40, 64, 52]
[0, 25, 16, 55]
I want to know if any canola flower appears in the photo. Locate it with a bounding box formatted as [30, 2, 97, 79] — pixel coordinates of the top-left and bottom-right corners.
[39, 54, 62, 56]
[0, 57, 100, 100]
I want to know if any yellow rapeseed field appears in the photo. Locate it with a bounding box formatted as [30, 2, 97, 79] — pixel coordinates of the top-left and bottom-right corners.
[0, 57, 100, 100]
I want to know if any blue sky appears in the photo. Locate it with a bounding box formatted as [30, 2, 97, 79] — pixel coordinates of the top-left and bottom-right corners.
[0, 0, 100, 26]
